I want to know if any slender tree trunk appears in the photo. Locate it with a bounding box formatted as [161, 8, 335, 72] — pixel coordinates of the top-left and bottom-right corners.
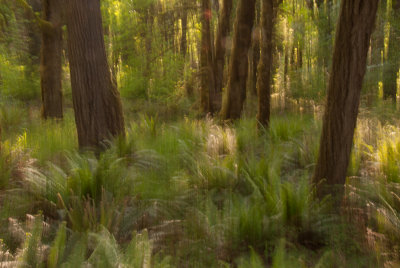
[248, 0, 260, 97]
[384, 0, 400, 101]
[200, 0, 215, 114]
[40, 0, 63, 119]
[214, 0, 233, 111]
[66, 0, 125, 150]
[145, 4, 155, 99]
[144, 4, 154, 79]
[249, 38, 260, 96]
[221, 0, 257, 120]
[313, 0, 379, 196]
[319, 0, 332, 70]
[371, 0, 386, 66]
[370, 0, 386, 103]
[24, 0, 41, 83]
[297, 42, 303, 69]
[180, 2, 188, 58]
[256, 0, 280, 128]
[283, 42, 289, 89]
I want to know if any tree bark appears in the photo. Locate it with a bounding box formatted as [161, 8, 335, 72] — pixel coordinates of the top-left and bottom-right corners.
[372, 0, 386, 64]
[221, 0, 256, 120]
[384, 0, 400, 101]
[283, 40, 289, 89]
[200, 0, 215, 114]
[180, 1, 188, 58]
[214, 0, 233, 111]
[24, 0, 41, 82]
[315, 0, 333, 71]
[248, 0, 260, 97]
[40, 0, 63, 119]
[66, 0, 125, 150]
[256, 0, 279, 128]
[313, 0, 379, 195]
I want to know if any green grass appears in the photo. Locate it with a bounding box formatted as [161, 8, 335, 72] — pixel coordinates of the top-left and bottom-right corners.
[1, 102, 400, 267]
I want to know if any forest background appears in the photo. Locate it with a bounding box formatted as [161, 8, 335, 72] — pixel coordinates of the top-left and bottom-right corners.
[0, 0, 399, 267]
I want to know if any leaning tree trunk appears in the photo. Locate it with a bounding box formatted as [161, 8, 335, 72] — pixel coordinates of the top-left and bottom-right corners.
[313, 0, 379, 196]
[40, 0, 63, 119]
[66, 0, 125, 150]
[384, 0, 400, 101]
[256, 0, 280, 128]
[213, 0, 233, 111]
[221, 0, 256, 120]
[200, 0, 215, 114]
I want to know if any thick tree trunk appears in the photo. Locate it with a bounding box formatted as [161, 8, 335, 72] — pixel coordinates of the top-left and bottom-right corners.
[200, 0, 215, 114]
[214, 0, 233, 111]
[384, 0, 400, 101]
[221, 0, 256, 120]
[256, 0, 279, 128]
[40, 0, 63, 119]
[313, 0, 379, 195]
[66, 0, 125, 150]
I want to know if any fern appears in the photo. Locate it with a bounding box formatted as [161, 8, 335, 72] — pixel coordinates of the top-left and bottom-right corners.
[18, 216, 43, 268]
[47, 222, 67, 268]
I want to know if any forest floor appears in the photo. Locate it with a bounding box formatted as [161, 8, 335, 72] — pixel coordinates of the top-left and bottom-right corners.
[1, 99, 400, 267]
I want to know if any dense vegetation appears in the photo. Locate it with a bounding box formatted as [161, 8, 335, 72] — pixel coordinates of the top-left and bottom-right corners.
[0, 0, 400, 267]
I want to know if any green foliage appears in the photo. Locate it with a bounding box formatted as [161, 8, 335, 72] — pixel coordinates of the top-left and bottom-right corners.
[0, 113, 388, 266]
[0, 50, 39, 102]
[0, 103, 27, 135]
[47, 222, 66, 268]
[26, 114, 77, 163]
[1, 0, 399, 265]
[18, 216, 43, 267]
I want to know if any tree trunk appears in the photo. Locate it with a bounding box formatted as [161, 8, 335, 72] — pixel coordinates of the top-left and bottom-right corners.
[24, 0, 41, 83]
[256, 0, 279, 128]
[313, 0, 379, 196]
[373, 1, 386, 63]
[180, 2, 188, 58]
[221, 0, 256, 120]
[248, 0, 260, 97]
[283, 41, 289, 89]
[40, 0, 63, 119]
[200, 0, 215, 114]
[66, 0, 125, 150]
[384, 0, 400, 101]
[144, 4, 155, 99]
[214, 0, 233, 111]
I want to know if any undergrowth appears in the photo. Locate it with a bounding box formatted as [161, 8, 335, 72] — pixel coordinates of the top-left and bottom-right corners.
[0, 106, 398, 267]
